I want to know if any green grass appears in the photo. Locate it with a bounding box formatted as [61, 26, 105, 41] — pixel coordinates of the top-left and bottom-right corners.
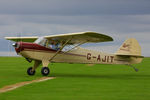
[0, 57, 150, 100]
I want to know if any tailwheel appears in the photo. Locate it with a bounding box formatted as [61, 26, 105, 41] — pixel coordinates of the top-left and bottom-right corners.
[41, 67, 50, 76]
[27, 67, 35, 75]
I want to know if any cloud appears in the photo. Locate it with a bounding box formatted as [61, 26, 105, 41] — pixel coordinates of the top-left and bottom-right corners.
[0, 0, 150, 15]
[84, 45, 119, 54]
[0, 1, 149, 56]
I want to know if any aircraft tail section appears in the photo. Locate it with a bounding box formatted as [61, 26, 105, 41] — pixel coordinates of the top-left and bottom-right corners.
[115, 38, 143, 64]
[116, 38, 141, 56]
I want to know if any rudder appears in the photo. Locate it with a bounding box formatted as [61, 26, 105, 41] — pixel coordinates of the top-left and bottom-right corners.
[115, 38, 143, 64]
[115, 38, 141, 56]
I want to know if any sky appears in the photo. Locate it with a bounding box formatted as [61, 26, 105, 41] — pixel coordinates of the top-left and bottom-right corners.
[0, 0, 150, 56]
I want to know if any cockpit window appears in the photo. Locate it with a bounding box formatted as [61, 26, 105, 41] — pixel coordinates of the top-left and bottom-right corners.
[34, 37, 47, 47]
[35, 37, 78, 51]
[62, 44, 78, 52]
[48, 41, 60, 50]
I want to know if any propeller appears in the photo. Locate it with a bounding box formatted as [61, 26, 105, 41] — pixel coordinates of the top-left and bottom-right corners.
[8, 39, 12, 56]
[7, 32, 19, 56]
[7, 33, 22, 56]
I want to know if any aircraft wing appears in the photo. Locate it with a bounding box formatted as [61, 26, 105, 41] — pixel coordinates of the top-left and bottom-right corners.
[5, 32, 113, 44]
[5, 36, 38, 42]
[44, 32, 113, 44]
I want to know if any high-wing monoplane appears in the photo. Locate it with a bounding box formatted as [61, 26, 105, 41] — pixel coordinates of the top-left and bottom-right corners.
[5, 32, 143, 76]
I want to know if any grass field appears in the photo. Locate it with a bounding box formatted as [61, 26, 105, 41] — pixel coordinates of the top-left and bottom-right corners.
[0, 57, 150, 100]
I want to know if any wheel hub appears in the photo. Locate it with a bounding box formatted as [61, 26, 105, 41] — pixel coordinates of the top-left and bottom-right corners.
[44, 69, 48, 74]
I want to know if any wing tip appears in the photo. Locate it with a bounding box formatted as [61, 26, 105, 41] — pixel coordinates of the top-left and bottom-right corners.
[79, 31, 114, 42]
[5, 37, 12, 40]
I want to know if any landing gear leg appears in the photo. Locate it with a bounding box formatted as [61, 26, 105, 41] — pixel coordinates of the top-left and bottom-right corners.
[41, 60, 50, 76]
[27, 60, 41, 76]
[128, 64, 139, 72]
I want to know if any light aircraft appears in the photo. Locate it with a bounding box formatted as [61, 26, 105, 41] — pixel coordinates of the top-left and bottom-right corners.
[5, 32, 144, 76]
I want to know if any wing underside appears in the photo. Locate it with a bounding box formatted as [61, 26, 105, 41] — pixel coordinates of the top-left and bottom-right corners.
[5, 37, 38, 42]
[45, 32, 113, 44]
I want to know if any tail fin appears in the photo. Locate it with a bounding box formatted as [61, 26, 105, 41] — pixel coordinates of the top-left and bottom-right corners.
[115, 38, 143, 64]
[116, 38, 142, 56]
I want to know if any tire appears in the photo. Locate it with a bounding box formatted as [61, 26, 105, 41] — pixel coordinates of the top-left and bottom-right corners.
[27, 67, 35, 75]
[41, 67, 50, 76]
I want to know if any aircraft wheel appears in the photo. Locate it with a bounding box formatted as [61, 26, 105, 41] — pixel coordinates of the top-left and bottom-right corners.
[41, 67, 50, 76]
[27, 67, 35, 75]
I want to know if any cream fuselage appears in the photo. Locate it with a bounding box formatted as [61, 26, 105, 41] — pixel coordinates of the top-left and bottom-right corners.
[16, 42, 136, 65]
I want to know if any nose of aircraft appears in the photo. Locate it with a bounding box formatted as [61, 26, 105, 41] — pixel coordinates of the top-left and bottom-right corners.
[12, 42, 18, 48]
[12, 42, 21, 49]
[12, 42, 22, 53]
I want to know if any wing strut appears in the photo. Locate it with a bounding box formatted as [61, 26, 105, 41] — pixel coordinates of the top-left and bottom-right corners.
[62, 41, 86, 54]
[49, 37, 73, 62]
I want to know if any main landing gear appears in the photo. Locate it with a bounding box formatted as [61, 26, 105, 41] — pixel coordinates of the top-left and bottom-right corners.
[27, 60, 50, 76]
[27, 67, 35, 75]
[41, 67, 50, 76]
[27, 67, 50, 76]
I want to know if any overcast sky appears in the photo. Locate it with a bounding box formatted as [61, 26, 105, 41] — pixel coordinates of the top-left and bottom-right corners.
[0, 0, 150, 56]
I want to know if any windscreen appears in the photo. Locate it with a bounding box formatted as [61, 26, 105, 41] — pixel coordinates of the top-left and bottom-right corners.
[34, 37, 47, 46]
